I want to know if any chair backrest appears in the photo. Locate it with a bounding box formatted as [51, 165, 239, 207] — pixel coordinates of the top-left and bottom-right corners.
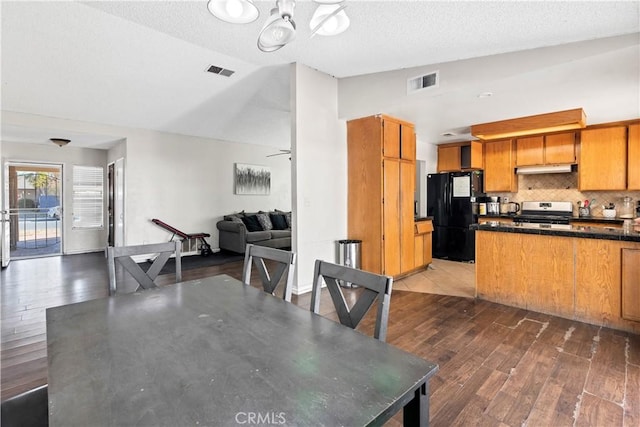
[242, 244, 296, 302]
[310, 260, 393, 341]
[0, 384, 49, 427]
[107, 241, 182, 295]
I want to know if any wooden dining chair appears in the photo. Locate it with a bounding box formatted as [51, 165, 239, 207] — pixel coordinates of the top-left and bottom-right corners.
[107, 241, 182, 296]
[242, 244, 296, 302]
[311, 260, 393, 341]
[0, 384, 49, 427]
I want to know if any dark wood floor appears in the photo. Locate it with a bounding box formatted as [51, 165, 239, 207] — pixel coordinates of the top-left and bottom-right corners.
[1, 253, 638, 426]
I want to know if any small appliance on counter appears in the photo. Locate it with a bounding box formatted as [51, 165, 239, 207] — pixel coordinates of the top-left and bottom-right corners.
[487, 197, 501, 216]
[500, 197, 520, 214]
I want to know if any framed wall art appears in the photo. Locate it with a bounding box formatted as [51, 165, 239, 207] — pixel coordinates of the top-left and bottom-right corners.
[234, 163, 271, 195]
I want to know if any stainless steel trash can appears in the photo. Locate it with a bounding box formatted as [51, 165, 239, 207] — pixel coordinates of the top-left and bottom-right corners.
[337, 239, 361, 288]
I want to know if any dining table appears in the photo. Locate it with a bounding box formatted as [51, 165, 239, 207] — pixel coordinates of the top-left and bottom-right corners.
[46, 274, 438, 426]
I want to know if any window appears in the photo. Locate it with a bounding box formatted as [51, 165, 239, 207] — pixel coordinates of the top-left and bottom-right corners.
[73, 166, 104, 229]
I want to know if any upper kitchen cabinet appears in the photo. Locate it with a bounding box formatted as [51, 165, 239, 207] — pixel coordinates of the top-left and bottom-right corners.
[579, 126, 627, 191]
[545, 132, 577, 164]
[484, 139, 517, 192]
[382, 116, 415, 161]
[515, 132, 576, 166]
[628, 123, 640, 190]
[437, 141, 482, 172]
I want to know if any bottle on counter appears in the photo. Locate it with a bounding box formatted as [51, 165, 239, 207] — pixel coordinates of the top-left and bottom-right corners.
[619, 196, 634, 219]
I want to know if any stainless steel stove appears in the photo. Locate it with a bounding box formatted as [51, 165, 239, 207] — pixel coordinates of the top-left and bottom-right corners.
[514, 201, 573, 225]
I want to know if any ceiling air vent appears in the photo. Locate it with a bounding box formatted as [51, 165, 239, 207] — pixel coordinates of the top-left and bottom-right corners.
[407, 71, 439, 94]
[206, 65, 235, 77]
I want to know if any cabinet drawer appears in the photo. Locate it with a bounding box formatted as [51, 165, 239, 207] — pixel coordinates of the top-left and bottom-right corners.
[415, 221, 433, 234]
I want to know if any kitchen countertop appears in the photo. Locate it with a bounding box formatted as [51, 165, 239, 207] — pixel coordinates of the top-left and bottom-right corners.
[479, 214, 626, 224]
[472, 221, 640, 242]
[415, 216, 434, 222]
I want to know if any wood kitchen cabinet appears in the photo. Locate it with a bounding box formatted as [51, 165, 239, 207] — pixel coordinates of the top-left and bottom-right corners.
[414, 220, 433, 269]
[347, 114, 416, 277]
[483, 139, 517, 192]
[621, 248, 640, 322]
[437, 141, 482, 172]
[579, 126, 627, 190]
[628, 123, 640, 190]
[477, 231, 640, 334]
[437, 145, 461, 172]
[516, 132, 576, 166]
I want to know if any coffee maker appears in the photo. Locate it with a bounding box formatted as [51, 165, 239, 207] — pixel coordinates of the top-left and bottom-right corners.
[487, 196, 501, 215]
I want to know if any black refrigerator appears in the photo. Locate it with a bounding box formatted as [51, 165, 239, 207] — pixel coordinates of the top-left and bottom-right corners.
[427, 171, 485, 261]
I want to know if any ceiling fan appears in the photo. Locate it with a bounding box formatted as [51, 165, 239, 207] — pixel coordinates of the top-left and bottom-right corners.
[267, 149, 291, 159]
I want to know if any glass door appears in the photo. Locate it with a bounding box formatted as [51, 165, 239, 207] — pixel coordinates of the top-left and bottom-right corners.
[7, 162, 63, 259]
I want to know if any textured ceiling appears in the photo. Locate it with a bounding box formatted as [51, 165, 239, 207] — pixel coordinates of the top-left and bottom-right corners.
[1, 1, 639, 149]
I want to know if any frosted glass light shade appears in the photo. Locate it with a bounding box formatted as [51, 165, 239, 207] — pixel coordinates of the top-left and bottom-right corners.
[257, 7, 296, 52]
[207, 0, 259, 24]
[310, 3, 349, 36]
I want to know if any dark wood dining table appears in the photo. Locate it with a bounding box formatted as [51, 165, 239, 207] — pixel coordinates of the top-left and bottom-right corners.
[46, 274, 438, 426]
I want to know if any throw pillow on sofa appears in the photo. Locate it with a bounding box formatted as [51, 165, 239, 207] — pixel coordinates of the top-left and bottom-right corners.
[275, 209, 292, 228]
[255, 213, 273, 231]
[241, 215, 263, 232]
[269, 213, 288, 230]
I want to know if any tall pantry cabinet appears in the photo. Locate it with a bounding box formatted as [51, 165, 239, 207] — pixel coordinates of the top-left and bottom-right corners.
[347, 114, 416, 277]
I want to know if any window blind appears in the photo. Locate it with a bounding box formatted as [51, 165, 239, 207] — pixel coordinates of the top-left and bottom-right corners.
[73, 166, 104, 229]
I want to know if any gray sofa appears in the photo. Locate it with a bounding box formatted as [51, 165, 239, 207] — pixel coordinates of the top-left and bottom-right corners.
[216, 211, 291, 254]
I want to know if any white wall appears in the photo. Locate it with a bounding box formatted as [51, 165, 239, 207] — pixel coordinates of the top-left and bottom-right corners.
[291, 64, 347, 294]
[1, 112, 292, 252]
[1, 141, 108, 253]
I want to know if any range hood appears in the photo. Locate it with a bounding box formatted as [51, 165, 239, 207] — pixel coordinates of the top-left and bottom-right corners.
[516, 165, 573, 175]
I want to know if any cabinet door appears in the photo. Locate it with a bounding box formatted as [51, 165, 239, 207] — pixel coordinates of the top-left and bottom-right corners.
[579, 127, 627, 190]
[484, 139, 517, 192]
[469, 141, 484, 169]
[621, 248, 640, 322]
[383, 160, 401, 276]
[545, 132, 576, 164]
[628, 124, 640, 190]
[516, 136, 544, 166]
[414, 234, 425, 268]
[400, 162, 415, 274]
[437, 145, 461, 172]
[401, 124, 416, 161]
[383, 119, 401, 158]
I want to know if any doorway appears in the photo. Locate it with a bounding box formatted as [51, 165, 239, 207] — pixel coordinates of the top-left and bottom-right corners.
[4, 162, 63, 261]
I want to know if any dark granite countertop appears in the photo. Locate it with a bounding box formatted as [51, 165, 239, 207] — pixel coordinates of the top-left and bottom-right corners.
[479, 214, 626, 224]
[415, 216, 434, 222]
[569, 216, 625, 225]
[471, 221, 640, 242]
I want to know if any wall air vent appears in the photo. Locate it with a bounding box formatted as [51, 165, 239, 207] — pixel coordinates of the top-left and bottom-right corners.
[407, 71, 439, 94]
[206, 65, 235, 77]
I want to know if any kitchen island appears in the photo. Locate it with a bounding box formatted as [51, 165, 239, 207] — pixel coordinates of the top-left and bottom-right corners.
[473, 222, 640, 334]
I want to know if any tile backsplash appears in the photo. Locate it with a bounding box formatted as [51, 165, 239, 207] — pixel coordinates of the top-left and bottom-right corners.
[489, 172, 640, 217]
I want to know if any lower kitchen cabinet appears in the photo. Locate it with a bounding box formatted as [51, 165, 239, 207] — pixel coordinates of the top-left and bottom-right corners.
[413, 220, 433, 269]
[621, 248, 640, 322]
[476, 231, 640, 334]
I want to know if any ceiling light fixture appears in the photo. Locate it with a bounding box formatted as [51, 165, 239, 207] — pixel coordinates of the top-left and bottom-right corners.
[207, 0, 259, 24]
[309, 1, 350, 37]
[207, 0, 350, 52]
[470, 108, 587, 140]
[50, 138, 70, 147]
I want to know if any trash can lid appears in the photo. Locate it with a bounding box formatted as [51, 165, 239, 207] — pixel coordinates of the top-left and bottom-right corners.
[338, 239, 362, 244]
